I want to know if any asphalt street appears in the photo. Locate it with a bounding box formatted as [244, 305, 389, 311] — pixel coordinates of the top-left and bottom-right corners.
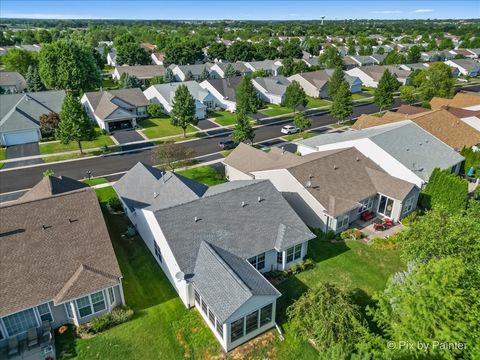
[2, 82, 479, 195]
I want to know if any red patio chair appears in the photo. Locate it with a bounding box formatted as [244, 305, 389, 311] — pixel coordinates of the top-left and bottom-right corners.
[361, 211, 374, 221]
[373, 223, 385, 231]
[383, 218, 394, 227]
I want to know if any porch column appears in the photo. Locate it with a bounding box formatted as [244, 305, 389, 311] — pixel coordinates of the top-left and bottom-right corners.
[69, 302, 80, 326]
[118, 280, 126, 306]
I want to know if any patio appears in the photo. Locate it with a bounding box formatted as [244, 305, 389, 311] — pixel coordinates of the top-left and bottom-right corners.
[352, 216, 405, 240]
[0, 324, 55, 360]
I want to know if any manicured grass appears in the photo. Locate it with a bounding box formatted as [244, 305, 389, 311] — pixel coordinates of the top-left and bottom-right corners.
[362, 86, 376, 95]
[177, 165, 227, 186]
[329, 119, 356, 129]
[260, 104, 293, 117]
[139, 116, 198, 139]
[306, 97, 331, 109]
[282, 131, 317, 142]
[209, 110, 237, 126]
[82, 177, 109, 186]
[101, 77, 120, 90]
[0, 147, 6, 161]
[42, 146, 121, 163]
[56, 190, 220, 359]
[39, 129, 114, 155]
[352, 93, 372, 101]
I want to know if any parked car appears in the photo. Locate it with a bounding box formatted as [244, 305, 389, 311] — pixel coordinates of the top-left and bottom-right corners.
[281, 125, 300, 134]
[218, 140, 238, 150]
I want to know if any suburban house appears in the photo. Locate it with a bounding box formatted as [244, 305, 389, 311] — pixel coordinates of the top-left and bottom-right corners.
[112, 65, 166, 82]
[252, 76, 291, 105]
[346, 65, 411, 88]
[170, 63, 215, 81]
[302, 56, 320, 67]
[0, 176, 124, 351]
[444, 59, 480, 77]
[352, 108, 480, 150]
[344, 55, 381, 67]
[244, 60, 283, 76]
[144, 81, 217, 119]
[199, 76, 242, 112]
[297, 121, 465, 188]
[288, 69, 362, 98]
[113, 162, 315, 351]
[0, 71, 27, 93]
[107, 49, 117, 66]
[448, 49, 478, 59]
[420, 50, 455, 62]
[224, 144, 419, 232]
[399, 63, 429, 71]
[0, 90, 65, 146]
[430, 91, 480, 111]
[81, 88, 149, 132]
[151, 52, 165, 65]
[209, 62, 252, 78]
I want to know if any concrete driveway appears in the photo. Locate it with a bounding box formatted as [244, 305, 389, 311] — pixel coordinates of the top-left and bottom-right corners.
[6, 142, 40, 158]
[3, 143, 44, 169]
[112, 130, 144, 144]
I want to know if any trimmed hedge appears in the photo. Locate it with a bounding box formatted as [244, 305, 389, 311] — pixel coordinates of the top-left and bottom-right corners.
[420, 168, 468, 212]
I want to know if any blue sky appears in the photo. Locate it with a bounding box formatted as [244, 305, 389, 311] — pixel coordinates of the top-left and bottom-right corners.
[1, 1, 477, 20]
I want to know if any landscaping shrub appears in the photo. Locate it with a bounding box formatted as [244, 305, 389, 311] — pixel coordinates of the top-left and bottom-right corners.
[82, 306, 134, 335]
[370, 234, 401, 250]
[148, 103, 164, 118]
[461, 147, 480, 178]
[340, 228, 364, 241]
[400, 210, 420, 226]
[108, 197, 123, 212]
[420, 168, 468, 212]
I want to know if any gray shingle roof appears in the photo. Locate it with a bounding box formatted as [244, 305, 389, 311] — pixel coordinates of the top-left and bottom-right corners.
[214, 61, 250, 74]
[298, 121, 464, 182]
[0, 181, 122, 317]
[83, 88, 149, 121]
[148, 81, 211, 104]
[115, 65, 165, 79]
[153, 180, 314, 275]
[193, 242, 279, 323]
[176, 63, 214, 76]
[202, 76, 242, 101]
[448, 58, 480, 71]
[253, 76, 290, 96]
[246, 60, 281, 71]
[0, 90, 65, 133]
[0, 71, 26, 87]
[113, 162, 208, 212]
[18, 176, 89, 202]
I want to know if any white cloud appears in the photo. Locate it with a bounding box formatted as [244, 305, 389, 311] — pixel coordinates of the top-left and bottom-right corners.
[370, 10, 402, 14]
[413, 9, 434, 13]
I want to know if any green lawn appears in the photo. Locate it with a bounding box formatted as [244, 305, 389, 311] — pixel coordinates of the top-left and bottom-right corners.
[0, 147, 6, 161]
[209, 110, 237, 126]
[306, 97, 331, 109]
[56, 189, 220, 359]
[177, 165, 227, 186]
[352, 93, 373, 101]
[42, 146, 121, 163]
[56, 186, 404, 360]
[139, 116, 198, 139]
[39, 129, 114, 155]
[282, 131, 317, 142]
[82, 177, 109, 186]
[260, 104, 293, 117]
[101, 77, 120, 90]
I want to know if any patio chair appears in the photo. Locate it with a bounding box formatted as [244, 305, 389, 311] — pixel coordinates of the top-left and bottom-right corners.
[7, 337, 19, 358]
[27, 327, 38, 349]
[373, 223, 385, 231]
[383, 218, 394, 227]
[361, 211, 374, 222]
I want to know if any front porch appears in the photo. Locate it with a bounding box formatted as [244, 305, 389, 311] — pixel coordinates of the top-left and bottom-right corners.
[352, 216, 405, 240]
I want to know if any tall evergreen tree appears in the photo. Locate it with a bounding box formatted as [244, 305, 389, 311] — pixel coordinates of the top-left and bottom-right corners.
[330, 81, 353, 123]
[170, 85, 197, 137]
[283, 80, 307, 114]
[26, 64, 44, 92]
[327, 67, 345, 99]
[374, 69, 396, 111]
[57, 94, 95, 154]
[231, 109, 255, 144]
[163, 67, 175, 83]
[235, 77, 260, 114]
[224, 63, 238, 78]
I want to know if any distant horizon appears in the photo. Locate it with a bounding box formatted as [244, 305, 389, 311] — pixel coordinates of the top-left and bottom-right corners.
[1, 1, 477, 21]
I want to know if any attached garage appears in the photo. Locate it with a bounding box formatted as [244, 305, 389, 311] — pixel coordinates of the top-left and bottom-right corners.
[1, 130, 40, 146]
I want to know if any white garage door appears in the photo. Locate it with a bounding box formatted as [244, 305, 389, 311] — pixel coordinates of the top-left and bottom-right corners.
[3, 130, 39, 146]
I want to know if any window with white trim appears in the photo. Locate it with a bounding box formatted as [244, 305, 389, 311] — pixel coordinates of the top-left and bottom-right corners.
[230, 317, 244, 342]
[194, 290, 200, 304]
[2, 308, 38, 337]
[208, 309, 215, 325]
[201, 300, 207, 314]
[336, 214, 349, 229]
[277, 251, 283, 264]
[64, 303, 74, 319]
[357, 197, 374, 213]
[216, 319, 223, 338]
[260, 303, 273, 327]
[402, 196, 416, 215]
[108, 287, 115, 306]
[286, 244, 302, 263]
[37, 303, 53, 322]
[245, 310, 259, 334]
[154, 242, 162, 263]
[76, 291, 106, 318]
[248, 253, 265, 270]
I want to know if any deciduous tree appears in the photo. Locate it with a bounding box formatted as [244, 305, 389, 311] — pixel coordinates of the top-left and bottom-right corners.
[330, 81, 353, 122]
[39, 111, 60, 136]
[283, 80, 307, 113]
[151, 143, 195, 172]
[170, 84, 197, 137]
[293, 112, 311, 132]
[327, 67, 345, 99]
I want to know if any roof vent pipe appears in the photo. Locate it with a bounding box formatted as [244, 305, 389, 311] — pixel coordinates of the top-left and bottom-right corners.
[241, 201, 246, 207]
[258, 196, 262, 202]
[194, 216, 199, 222]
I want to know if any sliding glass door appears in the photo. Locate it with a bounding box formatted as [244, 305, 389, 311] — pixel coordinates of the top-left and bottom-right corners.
[378, 195, 394, 218]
